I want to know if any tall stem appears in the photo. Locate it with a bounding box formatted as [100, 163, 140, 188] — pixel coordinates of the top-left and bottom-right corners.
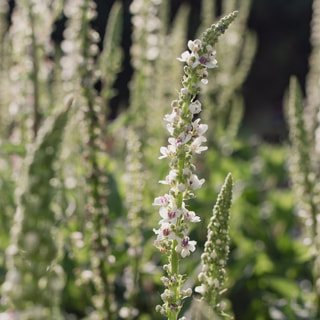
[28, 4, 40, 139]
[169, 242, 179, 320]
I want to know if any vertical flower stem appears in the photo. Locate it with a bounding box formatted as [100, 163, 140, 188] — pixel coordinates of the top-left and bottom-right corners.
[122, 128, 145, 319]
[62, 0, 114, 317]
[28, 3, 40, 139]
[170, 243, 180, 320]
[85, 87, 112, 319]
[154, 11, 238, 319]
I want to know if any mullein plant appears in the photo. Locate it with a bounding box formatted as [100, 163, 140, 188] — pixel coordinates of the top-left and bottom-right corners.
[305, 0, 320, 139]
[195, 173, 233, 318]
[119, 128, 145, 320]
[287, 76, 320, 318]
[153, 12, 237, 320]
[1, 97, 73, 320]
[286, 0, 320, 316]
[199, 0, 256, 153]
[61, 1, 124, 318]
[8, 0, 62, 141]
[129, 0, 163, 134]
[126, 0, 162, 258]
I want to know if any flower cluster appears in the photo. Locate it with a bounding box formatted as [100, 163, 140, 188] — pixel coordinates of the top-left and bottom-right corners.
[129, 0, 162, 134]
[130, 0, 162, 67]
[153, 36, 218, 250]
[153, 11, 238, 319]
[61, 0, 100, 93]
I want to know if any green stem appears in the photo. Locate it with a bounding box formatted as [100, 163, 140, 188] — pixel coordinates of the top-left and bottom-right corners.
[171, 240, 179, 275]
[28, 3, 40, 139]
[85, 84, 112, 318]
[168, 311, 178, 320]
[168, 240, 179, 320]
[81, 4, 112, 311]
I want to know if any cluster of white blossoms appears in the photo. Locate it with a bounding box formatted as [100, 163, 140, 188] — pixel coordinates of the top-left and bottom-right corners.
[153, 37, 218, 259]
[153, 11, 238, 319]
[153, 38, 217, 318]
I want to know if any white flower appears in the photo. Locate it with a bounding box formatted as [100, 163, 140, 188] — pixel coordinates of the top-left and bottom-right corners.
[175, 236, 196, 258]
[164, 109, 179, 123]
[188, 39, 201, 53]
[159, 206, 181, 224]
[192, 119, 208, 136]
[154, 222, 175, 241]
[183, 209, 200, 222]
[176, 132, 192, 146]
[198, 272, 206, 282]
[166, 123, 174, 135]
[192, 50, 217, 69]
[201, 78, 208, 85]
[189, 100, 202, 114]
[159, 169, 178, 185]
[195, 283, 207, 295]
[153, 194, 171, 206]
[190, 136, 208, 154]
[177, 51, 192, 64]
[188, 174, 205, 190]
[159, 143, 176, 159]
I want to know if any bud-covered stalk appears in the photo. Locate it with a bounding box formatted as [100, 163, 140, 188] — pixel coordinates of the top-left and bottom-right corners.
[195, 173, 233, 317]
[153, 12, 238, 320]
[120, 128, 145, 319]
[62, 1, 115, 318]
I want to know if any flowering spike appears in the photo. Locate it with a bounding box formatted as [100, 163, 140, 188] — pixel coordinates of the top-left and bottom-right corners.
[202, 11, 238, 48]
[2, 97, 73, 319]
[154, 12, 237, 319]
[287, 76, 317, 237]
[195, 173, 233, 316]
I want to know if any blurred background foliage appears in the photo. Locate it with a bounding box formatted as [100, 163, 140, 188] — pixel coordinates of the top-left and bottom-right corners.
[102, 0, 313, 141]
[0, 0, 319, 320]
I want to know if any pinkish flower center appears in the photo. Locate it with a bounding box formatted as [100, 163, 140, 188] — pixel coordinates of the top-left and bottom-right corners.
[199, 56, 207, 65]
[168, 211, 176, 219]
[163, 228, 170, 236]
[182, 238, 189, 247]
[160, 197, 168, 205]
